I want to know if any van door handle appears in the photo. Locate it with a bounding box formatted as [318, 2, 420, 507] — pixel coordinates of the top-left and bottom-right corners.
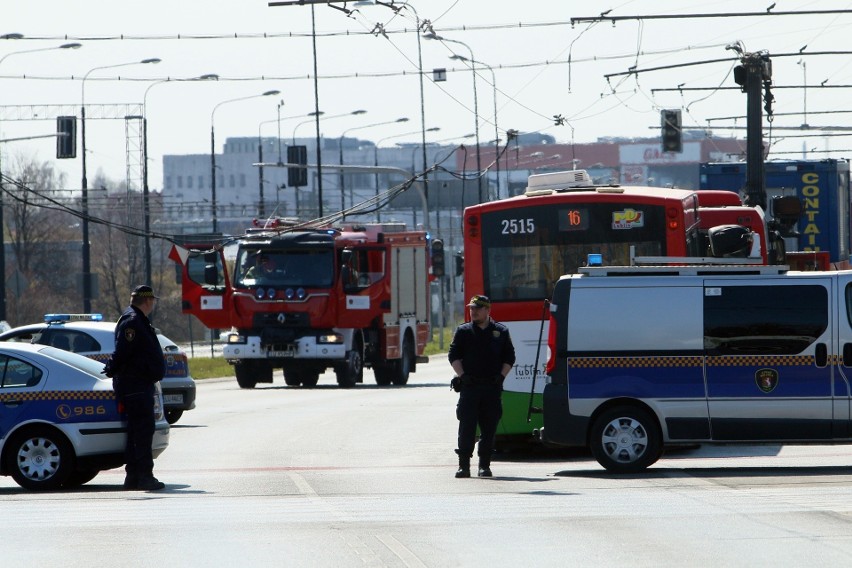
[844, 343, 852, 366]
[816, 343, 828, 367]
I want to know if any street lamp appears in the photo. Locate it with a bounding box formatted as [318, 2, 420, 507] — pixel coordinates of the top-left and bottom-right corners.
[339, 117, 408, 210]
[210, 89, 280, 233]
[451, 54, 500, 200]
[0, 39, 82, 320]
[291, 109, 366, 218]
[81, 57, 160, 312]
[374, 126, 440, 221]
[424, 32, 482, 202]
[141, 73, 217, 284]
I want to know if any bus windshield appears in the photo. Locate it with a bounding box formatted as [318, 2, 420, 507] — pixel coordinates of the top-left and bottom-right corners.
[479, 200, 692, 302]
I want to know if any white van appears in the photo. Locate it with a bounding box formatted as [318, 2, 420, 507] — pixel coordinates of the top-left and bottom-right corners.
[540, 261, 852, 472]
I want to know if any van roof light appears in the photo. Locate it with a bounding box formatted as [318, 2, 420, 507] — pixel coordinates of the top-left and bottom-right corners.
[587, 253, 603, 267]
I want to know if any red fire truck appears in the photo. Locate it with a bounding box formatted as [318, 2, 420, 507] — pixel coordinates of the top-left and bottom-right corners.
[170, 222, 431, 388]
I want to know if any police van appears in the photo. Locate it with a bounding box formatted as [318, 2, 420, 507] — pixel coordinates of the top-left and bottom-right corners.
[539, 257, 852, 472]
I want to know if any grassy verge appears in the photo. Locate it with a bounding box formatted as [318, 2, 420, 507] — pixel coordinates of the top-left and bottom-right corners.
[187, 327, 457, 380]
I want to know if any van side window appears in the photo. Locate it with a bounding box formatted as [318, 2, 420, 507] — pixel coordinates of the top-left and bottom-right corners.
[704, 285, 827, 355]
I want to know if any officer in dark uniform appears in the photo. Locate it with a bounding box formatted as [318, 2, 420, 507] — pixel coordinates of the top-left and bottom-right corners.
[448, 295, 516, 478]
[104, 285, 166, 491]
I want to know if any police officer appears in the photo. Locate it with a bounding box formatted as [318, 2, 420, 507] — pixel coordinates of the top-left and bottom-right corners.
[448, 295, 516, 478]
[104, 285, 166, 491]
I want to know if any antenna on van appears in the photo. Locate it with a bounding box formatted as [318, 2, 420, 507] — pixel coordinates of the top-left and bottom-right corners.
[526, 299, 550, 423]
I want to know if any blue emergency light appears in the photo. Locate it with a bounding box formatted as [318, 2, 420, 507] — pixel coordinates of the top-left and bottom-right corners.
[44, 313, 104, 323]
[587, 254, 603, 267]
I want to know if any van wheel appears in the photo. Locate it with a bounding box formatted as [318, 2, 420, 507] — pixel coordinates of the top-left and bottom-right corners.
[5, 426, 74, 491]
[590, 406, 661, 473]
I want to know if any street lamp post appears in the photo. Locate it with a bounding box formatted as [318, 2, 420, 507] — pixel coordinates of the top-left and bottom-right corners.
[141, 73, 217, 285]
[0, 39, 81, 320]
[451, 54, 500, 200]
[210, 89, 280, 233]
[339, 117, 408, 211]
[81, 57, 160, 312]
[425, 33, 482, 202]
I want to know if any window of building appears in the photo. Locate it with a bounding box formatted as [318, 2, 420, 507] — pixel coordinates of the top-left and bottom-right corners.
[177, 176, 183, 189]
[239, 174, 246, 188]
[187, 176, 193, 188]
[230, 175, 236, 188]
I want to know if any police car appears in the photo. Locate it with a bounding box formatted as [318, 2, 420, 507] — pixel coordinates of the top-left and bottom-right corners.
[0, 314, 196, 424]
[0, 343, 169, 490]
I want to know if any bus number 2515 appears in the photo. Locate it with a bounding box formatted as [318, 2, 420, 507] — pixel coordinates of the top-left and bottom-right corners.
[501, 218, 535, 235]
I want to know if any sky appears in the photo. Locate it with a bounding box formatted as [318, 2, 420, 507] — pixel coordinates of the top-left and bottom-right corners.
[3, 0, 852, 190]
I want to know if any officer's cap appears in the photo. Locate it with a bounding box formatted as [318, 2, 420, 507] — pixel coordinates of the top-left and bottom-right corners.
[131, 285, 159, 299]
[467, 295, 491, 308]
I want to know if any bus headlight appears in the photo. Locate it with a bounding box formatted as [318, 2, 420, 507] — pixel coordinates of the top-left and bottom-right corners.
[227, 333, 246, 344]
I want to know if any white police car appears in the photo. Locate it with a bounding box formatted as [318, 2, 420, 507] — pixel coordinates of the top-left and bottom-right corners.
[0, 343, 169, 490]
[0, 314, 196, 424]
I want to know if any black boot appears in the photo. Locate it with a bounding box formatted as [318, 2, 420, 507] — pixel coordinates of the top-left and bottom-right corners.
[478, 459, 492, 477]
[455, 450, 471, 478]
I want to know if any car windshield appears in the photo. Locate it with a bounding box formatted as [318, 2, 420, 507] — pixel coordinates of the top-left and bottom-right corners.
[36, 345, 109, 380]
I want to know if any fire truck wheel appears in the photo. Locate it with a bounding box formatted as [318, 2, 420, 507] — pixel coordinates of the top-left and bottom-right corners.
[589, 405, 662, 473]
[336, 340, 363, 388]
[283, 371, 302, 386]
[373, 366, 393, 386]
[300, 371, 319, 388]
[391, 335, 414, 386]
[235, 362, 259, 389]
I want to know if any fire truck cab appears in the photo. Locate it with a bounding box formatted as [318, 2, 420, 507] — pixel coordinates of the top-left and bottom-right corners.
[171, 223, 431, 389]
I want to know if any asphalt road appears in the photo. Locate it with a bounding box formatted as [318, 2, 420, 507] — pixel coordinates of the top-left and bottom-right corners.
[4, 357, 852, 567]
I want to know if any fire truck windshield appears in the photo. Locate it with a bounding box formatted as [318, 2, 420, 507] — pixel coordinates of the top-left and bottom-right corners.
[235, 248, 334, 288]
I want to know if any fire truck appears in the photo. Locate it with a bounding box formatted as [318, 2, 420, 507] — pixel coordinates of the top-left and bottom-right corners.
[170, 222, 431, 388]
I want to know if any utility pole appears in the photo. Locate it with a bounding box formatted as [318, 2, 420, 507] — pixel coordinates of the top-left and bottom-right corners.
[731, 47, 773, 211]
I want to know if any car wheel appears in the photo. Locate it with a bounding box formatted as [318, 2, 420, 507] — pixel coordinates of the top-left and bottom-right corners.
[5, 426, 74, 491]
[589, 406, 662, 473]
[165, 409, 184, 424]
[62, 469, 99, 488]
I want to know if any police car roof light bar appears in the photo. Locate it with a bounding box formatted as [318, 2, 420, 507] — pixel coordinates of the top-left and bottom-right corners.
[44, 313, 104, 323]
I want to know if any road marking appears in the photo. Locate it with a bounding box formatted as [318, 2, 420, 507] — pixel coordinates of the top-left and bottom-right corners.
[376, 533, 427, 568]
[287, 471, 348, 522]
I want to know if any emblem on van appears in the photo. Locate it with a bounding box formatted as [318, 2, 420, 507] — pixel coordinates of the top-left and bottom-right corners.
[755, 368, 779, 393]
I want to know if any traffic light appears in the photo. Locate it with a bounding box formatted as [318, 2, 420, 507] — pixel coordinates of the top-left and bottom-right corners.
[660, 109, 682, 153]
[431, 239, 445, 277]
[56, 116, 77, 159]
[454, 252, 464, 277]
[287, 145, 308, 187]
